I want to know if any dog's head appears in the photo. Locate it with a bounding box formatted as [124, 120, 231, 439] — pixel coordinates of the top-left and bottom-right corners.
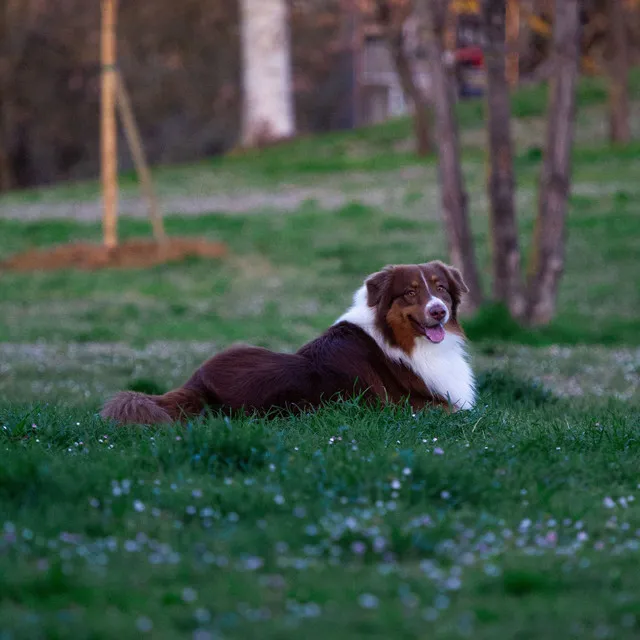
[365, 261, 469, 353]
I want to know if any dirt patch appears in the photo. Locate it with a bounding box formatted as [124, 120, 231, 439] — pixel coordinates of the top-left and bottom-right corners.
[1, 237, 228, 272]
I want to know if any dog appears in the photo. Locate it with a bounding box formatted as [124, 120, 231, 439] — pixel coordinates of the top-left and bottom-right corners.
[101, 261, 476, 425]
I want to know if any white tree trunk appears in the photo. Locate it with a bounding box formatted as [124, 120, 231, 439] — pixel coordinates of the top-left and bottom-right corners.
[240, 0, 295, 147]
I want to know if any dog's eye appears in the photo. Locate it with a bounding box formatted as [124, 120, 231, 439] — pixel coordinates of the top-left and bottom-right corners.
[437, 285, 447, 293]
[405, 290, 416, 298]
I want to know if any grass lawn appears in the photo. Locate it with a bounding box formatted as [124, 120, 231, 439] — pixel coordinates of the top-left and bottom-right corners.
[2, 389, 640, 639]
[1, 73, 640, 638]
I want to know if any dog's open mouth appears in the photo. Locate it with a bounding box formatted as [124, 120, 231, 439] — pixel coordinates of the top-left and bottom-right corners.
[410, 318, 446, 344]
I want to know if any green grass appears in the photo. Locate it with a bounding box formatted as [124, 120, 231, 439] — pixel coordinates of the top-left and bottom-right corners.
[1, 73, 639, 348]
[1, 378, 640, 639]
[0, 183, 638, 346]
[1, 71, 640, 638]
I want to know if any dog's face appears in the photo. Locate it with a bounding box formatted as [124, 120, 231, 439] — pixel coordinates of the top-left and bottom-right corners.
[365, 261, 469, 353]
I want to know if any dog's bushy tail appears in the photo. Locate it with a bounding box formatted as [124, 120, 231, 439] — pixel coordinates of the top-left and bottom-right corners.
[100, 387, 204, 426]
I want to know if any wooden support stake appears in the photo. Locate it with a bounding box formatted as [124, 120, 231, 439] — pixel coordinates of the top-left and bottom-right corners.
[100, 0, 118, 248]
[116, 72, 166, 244]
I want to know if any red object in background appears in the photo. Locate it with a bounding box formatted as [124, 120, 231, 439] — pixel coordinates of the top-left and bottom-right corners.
[455, 45, 484, 67]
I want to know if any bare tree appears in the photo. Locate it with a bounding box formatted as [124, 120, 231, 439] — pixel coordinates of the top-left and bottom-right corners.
[0, 0, 43, 191]
[481, 0, 524, 317]
[417, 0, 483, 311]
[525, 0, 581, 325]
[240, 0, 295, 147]
[375, 0, 431, 156]
[607, 0, 630, 144]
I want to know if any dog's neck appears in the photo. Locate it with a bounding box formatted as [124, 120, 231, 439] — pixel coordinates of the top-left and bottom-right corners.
[336, 286, 476, 410]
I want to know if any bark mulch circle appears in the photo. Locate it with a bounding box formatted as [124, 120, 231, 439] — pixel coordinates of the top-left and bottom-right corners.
[1, 237, 228, 272]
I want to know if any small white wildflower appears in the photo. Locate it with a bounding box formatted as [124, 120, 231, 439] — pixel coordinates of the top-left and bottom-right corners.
[182, 587, 197, 603]
[194, 608, 211, 624]
[445, 576, 461, 590]
[519, 519, 532, 532]
[136, 617, 153, 633]
[358, 593, 379, 609]
[351, 541, 366, 555]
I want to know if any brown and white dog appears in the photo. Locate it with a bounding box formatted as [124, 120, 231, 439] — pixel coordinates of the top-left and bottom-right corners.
[101, 261, 476, 425]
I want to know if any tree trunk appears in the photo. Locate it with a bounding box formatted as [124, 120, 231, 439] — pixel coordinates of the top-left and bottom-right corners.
[418, 0, 483, 312]
[240, 0, 295, 147]
[375, 2, 431, 156]
[482, 0, 524, 318]
[392, 31, 432, 156]
[608, 0, 630, 144]
[0, 94, 13, 191]
[0, 17, 12, 191]
[525, 0, 580, 325]
[0, 0, 41, 191]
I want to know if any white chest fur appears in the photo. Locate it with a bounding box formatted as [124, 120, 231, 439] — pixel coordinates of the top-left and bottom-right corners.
[336, 286, 476, 410]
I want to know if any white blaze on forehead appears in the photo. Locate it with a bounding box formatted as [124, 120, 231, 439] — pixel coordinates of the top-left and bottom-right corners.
[419, 269, 431, 296]
[420, 269, 450, 324]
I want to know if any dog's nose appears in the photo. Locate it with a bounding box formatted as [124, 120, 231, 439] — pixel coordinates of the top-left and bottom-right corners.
[429, 305, 446, 322]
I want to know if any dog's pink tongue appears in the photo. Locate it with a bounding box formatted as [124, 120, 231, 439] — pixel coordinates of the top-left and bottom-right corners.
[425, 325, 445, 343]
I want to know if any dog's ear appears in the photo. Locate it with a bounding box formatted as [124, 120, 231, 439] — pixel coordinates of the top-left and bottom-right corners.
[427, 260, 469, 295]
[442, 263, 469, 295]
[365, 266, 394, 307]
